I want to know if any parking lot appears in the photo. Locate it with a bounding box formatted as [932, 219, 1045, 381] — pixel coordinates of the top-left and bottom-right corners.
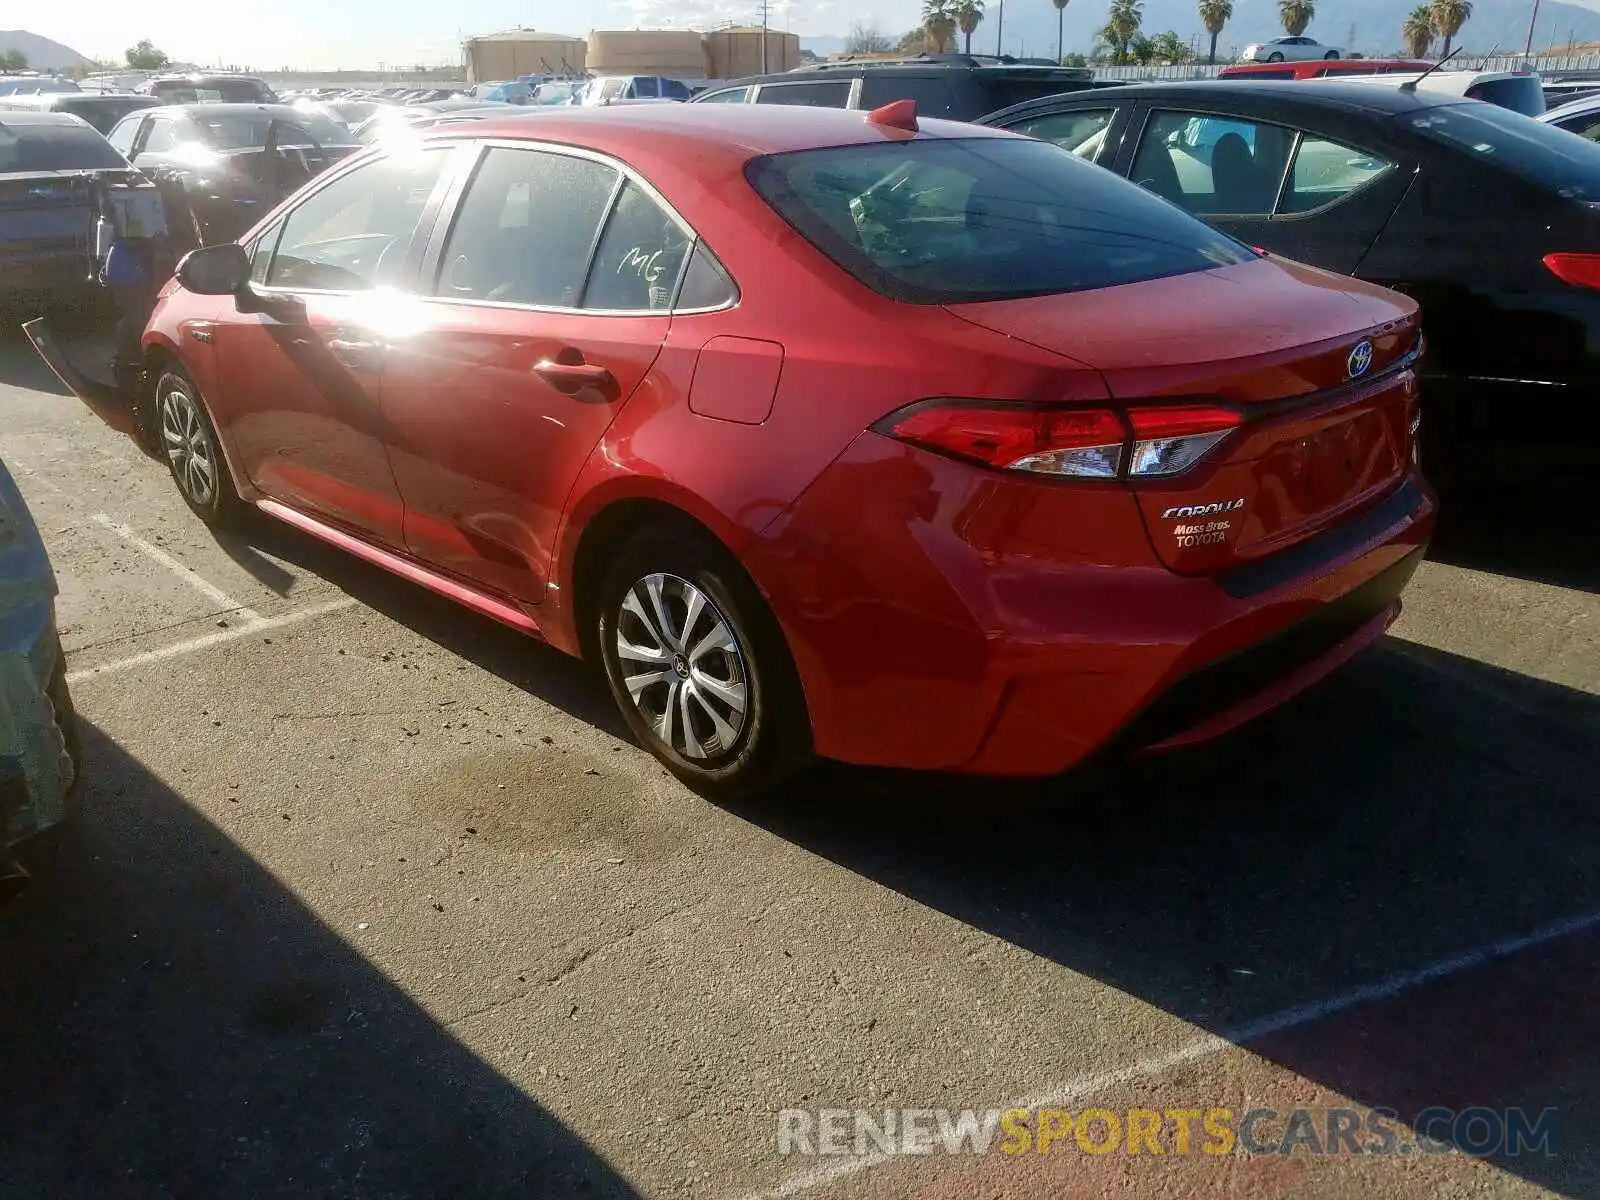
[0, 324, 1597, 1198]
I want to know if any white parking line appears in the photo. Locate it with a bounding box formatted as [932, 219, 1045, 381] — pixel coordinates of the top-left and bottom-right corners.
[738, 906, 1600, 1200]
[66, 598, 358, 685]
[90, 513, 262, 621]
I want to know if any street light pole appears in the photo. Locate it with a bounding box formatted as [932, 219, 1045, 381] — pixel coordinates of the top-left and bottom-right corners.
[1525, 0, 1542, 56]
[996, 0, 1004, 57]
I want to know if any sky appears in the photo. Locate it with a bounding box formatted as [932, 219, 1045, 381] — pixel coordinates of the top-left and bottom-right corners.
[32, 0, 875, 70]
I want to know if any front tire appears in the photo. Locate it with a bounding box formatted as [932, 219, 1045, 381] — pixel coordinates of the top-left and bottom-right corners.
[597, 526, 811, 801]
[1268, 51, 1285, 62]
[1324, 50, 1340, 59]
[154, 367, 239, 526]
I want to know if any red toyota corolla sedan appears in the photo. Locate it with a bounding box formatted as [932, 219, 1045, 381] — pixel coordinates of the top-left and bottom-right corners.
[138, 102, 1435, 797]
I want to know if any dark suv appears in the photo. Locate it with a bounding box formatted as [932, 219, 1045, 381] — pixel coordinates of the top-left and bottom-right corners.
[689, 53, 1113, 120]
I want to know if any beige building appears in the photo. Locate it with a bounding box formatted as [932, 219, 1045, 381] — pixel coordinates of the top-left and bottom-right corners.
[463, 29, 586, 82]
[587, 29, 709, 79]
[705, 27, 803, 78]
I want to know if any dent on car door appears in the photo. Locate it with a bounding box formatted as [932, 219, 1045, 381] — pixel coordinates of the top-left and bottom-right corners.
[381, 146, 683, 603]
[1126, 108, 1410, 274]
[207, 147, 457, 543]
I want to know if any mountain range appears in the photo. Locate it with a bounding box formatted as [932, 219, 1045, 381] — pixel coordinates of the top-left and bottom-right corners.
[0, 29, 88, 71]
[806, 0, 1600, 60]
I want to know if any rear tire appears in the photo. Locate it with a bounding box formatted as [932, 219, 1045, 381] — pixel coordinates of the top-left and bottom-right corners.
[1268, 52, 1285, 62]
[154, 367, 240, 526]
[596, 525, 812, 801]
[1324, 50, 1340, 59]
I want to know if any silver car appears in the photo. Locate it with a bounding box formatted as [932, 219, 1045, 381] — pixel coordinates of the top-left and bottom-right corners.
[0, 455, 78, 899]
[1239, 36, 1345, 63]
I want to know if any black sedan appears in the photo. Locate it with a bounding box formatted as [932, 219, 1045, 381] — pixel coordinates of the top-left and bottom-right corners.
[104, 104, 360, 248]
[980, 80, 1600, 474]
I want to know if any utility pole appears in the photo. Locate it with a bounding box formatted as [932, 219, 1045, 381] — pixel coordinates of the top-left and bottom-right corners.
[1524, 0, 1541, 56]
[996, 0, 1004, 57]
[759, 0, 770, 72]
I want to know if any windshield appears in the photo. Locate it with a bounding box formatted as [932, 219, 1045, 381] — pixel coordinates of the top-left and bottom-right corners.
[188, 111, 353, 149]
[1403, 102, 1600, 202]
[0, 124, 128, 171]
[748, 136, 1254, 305]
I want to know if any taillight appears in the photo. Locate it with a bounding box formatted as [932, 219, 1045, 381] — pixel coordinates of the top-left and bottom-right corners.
[1126, 405, 1242, 477]
[1543, 252, 1600, 289]
[874, 401, 1241, 481]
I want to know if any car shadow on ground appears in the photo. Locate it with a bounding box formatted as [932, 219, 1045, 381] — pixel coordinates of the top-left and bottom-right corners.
[1428, 472, 1598, 594]
[734, 640, 1600, 1195]
[0, 722, 639, 1199]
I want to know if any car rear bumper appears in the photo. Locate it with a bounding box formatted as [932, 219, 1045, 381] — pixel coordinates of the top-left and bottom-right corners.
[747, 436, 1436, 776]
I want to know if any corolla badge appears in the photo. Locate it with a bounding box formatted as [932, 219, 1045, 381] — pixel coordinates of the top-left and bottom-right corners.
[1347, 339, 1374, 379]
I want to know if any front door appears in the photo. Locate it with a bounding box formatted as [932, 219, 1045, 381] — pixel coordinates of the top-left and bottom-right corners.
[382, 145, 692, 602]
[208, 147, 455, 545]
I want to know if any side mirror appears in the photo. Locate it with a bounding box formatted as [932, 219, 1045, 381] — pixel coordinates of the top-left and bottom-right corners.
[176, 243, 249, 296]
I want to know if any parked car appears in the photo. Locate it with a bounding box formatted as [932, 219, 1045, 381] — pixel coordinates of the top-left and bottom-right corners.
[1539, 91, 1600, 139]
[1218, 59, 1432, 80]
[0, 452, 79, 899]
[0, 110, 173, 318]
[1322, 70, 1546, 116]
[0, 91, 159, 134]
[468, 81, 535, 104]
[532, 81, 587, 106]
[979, 79, 1600, 476]
[0, 76, 80, 97]
[580, 76, 694, 104]
[350, 100, 511, 143]
[105, 103, 359, 247]
[109, 104, 1433, 797]
[138, 73, 278, 104]
[1239, 37, 1346, 63]
[691, 53, 1111, 119]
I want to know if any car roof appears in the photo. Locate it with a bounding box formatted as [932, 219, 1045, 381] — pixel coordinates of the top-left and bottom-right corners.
[0, 109, 94, 129]
[453, 101, 1019, 158]
[140, 102, 317, 118]
[712, 60, 1094, 90]
[983, 77, 1464, 123]
[150, 72, 267, 83]
[1541, 91, 1600, 120]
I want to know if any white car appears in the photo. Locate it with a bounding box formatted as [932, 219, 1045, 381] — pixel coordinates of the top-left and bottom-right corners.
[1240, 37, 1344, 63]
[1321, 71, 1547, 117]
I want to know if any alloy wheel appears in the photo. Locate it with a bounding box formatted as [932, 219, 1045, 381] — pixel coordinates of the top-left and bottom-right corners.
[159, 383, 217, 507]
[613, 572, 749, 761]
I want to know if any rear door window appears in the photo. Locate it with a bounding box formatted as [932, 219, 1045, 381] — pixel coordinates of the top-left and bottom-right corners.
[747, 136, 1252, 304]
[138, 118, 177, 155]
[583, 180, 693, 310]
[696, 86, 749, 103]
[754, 81, 852, 108]
[1000, 108, 1116, 162]
[1131, 111, 1295, 215]
[858, 75, 959, 118]
[106, 115, 144, 156]
[434, 146, 618, 306]
[1280, 136, 1395, 214]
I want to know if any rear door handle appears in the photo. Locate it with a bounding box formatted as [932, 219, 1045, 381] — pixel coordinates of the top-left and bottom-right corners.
[533, 357, 618, 401]
[327, 336, 382, 371]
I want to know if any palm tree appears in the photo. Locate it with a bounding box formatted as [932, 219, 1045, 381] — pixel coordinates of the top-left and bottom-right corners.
[922, 0, 958, 52]
[1197, 0, 1233, 65]
[955, 0, 987, 53]
[1052, 0, 1071, 63]
[1431, 0, 1473, 57]
[1101, 0, 1143, 62]
[1278, 0, 1315, 37]
[1403, 4, 1435, 57]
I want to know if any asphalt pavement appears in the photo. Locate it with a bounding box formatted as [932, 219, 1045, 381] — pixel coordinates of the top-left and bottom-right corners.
[0, 327, 1596, 1199]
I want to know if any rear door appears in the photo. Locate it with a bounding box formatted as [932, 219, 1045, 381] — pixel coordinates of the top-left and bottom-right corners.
[382, 143, 686, 602]
[1124, 106, 1412, 273]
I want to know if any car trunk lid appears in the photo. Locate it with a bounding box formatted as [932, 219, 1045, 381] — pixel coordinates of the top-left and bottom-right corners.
[946, 257, 1422, 574]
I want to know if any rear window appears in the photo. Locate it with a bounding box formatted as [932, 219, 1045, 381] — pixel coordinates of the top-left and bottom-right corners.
[1464, 76, 1546, 117]
[1403, 102, 1600, 201]
[747, 136, 1254, 305]
[0, 124, 128, 171]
